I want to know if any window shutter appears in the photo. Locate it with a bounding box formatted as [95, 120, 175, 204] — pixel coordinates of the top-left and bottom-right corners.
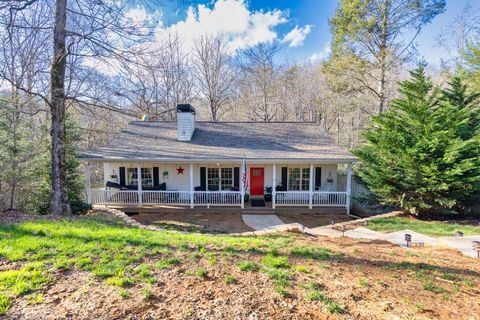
[281, 167, 287, 188]
[315, 167, 322, 190]
[153, 167, 159, 186]
[233, 167, 240, 188]
[119, 167, 126, 186]
[200, 167, 206, 190]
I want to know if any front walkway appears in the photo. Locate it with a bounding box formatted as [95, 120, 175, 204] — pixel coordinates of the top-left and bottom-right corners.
[307, 225, 480, 258]
[92, 206, 479, 258]
[242, 215, 285, 230]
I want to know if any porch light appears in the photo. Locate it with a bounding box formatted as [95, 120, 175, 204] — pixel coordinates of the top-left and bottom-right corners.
[216, 163, 220, 166]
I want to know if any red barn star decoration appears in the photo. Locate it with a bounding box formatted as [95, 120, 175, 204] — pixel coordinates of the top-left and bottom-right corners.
[176, 166, 184, 174]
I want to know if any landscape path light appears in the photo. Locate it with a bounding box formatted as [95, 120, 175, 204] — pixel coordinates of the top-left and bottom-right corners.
[404, 234, 412, 248]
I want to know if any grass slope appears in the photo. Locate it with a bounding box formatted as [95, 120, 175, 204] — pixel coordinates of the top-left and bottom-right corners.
[367, 216, 480, 237]
[0, 216, 478, 318]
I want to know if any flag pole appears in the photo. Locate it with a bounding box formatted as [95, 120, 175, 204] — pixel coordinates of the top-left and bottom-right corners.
[241, 154, 246, 209]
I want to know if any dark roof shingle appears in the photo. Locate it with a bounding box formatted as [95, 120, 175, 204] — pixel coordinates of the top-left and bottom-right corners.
[80, 121, 355, 162]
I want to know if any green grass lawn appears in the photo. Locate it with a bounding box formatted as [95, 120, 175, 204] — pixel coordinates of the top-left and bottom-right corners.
[1, 216, 478, 318]
[0, 216, 324, 315]
[367, 216, 480, 237]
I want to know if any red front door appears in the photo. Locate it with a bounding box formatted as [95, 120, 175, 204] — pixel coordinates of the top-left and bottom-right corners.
[250, 167, 264, 196]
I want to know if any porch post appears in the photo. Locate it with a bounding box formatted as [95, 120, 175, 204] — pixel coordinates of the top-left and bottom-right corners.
[346, 164, 352, 215]
[189, 163, 194, 208]
[240, 160, 245, 209]
[84, 163, 91, 204]
[137, 165, 143, 204]
[272, 163, 276, 209]
[309, 164, 314, 209]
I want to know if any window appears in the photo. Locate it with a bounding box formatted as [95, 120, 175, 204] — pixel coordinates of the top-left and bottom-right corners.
[127, 168, 153, 187]
[221, 168, 233, 190]
[206, 167, 234, 191]
[301, 168, 310, 191]
[288, 167, 310, 191]
[252, 169, 262, 176]
[288, 168, 300, 190]
[207, 168, 220, 191]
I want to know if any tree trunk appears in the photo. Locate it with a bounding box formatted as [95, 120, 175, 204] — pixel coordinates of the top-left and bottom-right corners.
[378, 0, 389, 114]
[50, 0, 70, 215]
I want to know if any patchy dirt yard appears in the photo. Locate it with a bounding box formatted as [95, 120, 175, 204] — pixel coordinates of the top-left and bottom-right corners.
[1, 214, 479, 320]
[277, 212, 352, 228]
[131, 212, 254, 233]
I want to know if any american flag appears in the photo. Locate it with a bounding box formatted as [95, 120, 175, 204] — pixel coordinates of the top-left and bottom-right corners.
[242, 156, 248, 191]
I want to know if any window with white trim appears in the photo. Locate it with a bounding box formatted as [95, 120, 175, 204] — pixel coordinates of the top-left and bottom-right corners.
[127, 168, 153, 187]
[206, 167, 234, 191]
[207, 168, 220, 190]
[288, 167, 310, 191]
[220, 168, 233, 190]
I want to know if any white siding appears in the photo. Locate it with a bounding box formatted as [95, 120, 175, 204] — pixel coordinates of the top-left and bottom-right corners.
[101, 162, 341, 192]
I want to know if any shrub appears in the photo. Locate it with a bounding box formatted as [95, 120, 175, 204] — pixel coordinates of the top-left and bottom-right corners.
[353, 67, 480, 215]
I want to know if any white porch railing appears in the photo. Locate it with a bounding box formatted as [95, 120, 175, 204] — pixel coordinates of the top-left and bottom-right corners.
[193, 191, 242, 207]
[89, 189, 242, 207]
[143, 191, 191, 205]
[89, 189, 346, 208]
[275, 191, 310, 206]
[312, 192, 347, 207]
[275, 191, 347, 207]
[90, 189, 139, 204]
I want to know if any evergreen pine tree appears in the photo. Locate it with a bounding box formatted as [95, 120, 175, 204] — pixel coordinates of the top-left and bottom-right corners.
[353, 67, 480, 215]
[33, 113, 88, 214]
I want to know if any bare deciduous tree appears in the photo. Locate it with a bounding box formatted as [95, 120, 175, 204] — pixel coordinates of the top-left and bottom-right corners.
[239, 42, 280, 122]
[193, 35, 235, 121]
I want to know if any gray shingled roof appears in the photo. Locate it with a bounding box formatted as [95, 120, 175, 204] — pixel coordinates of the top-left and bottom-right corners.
[80, 121, 355, 162]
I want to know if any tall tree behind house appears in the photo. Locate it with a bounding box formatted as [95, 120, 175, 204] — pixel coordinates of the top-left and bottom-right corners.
[326, 0, 446, 113]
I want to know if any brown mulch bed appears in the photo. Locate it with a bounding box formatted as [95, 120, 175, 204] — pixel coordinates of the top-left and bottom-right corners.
[131, 212, 254, 234]
[6, 235, 480, 320]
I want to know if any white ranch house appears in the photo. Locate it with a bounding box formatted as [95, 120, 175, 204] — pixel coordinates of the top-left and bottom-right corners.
[80, 104, 356, 213]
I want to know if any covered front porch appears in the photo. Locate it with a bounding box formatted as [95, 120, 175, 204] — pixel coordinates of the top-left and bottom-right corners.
[83, 160, 353, 213]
